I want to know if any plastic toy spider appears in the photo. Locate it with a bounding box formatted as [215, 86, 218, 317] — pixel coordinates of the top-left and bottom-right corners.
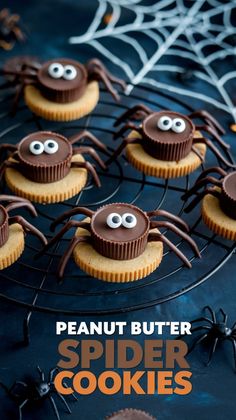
[0, 129, 106, 186]
[179, 306, 236, 370]
[0, 195, 47, 269]
[0, 366, 77, 420]
[0, 8, 25, 50]
[38, 202, 200, 280]
[107, 104, 232, 169]
[0, 56, 126, 106]
[182, 166, 236, 218]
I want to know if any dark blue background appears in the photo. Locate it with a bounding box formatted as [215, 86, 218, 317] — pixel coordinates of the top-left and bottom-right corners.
[0, 1, 236, 419]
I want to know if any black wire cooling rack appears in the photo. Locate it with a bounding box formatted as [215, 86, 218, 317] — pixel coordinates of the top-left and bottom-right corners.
[0, 82, 235, 344]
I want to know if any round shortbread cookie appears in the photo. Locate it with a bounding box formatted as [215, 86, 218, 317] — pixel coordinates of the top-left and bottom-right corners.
[126, 131, 206, 179]
[5, 154, 87, 204]
[202, 193, 236, 241]
[0, 223, 24, 270]
[73, 219, 163, 283]
[24, 81, 99, 121]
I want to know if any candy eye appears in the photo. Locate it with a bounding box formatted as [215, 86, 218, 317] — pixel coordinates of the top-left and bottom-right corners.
[29, 141, 44, 155]
[44, 139, 59, 154]
[106, 213, 122, 229]
[63, 65, 77, 80]
[48, 62, 64, 79]
[157, 116, 172, 131]
[122, 213, 137, 229]
[172, 118, 186, 133]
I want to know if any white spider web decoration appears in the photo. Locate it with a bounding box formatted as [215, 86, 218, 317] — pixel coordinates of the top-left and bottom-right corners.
[69, 0, 236, 122]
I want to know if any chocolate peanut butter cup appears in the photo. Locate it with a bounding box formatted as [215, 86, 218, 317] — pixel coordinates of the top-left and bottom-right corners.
[106, 408, 156, 420]
[0, 206, 9, 247]
[220, 172, 236, 220]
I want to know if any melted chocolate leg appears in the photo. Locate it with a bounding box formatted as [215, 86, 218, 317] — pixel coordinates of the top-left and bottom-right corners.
[51, 207, 94, 232]
[58, 236, 90, 279]
[36, 220, 90, 258]
[106, 136, 141, 165]
[70, 161, 101, 187]
[8, 216, 47, 245]
[148, 232, 192, 268]
[0, 159, 20, 181]
[0, 144, 18, 160]
[193, 137, 236, 168]
[195, 166, 227, 183]
[182, 176, 222, 200]
[147, 209, 189, 232]
[195, 125, 229, 150]
[189, 110, 225, 135]
[191, 145, 204, 162]
[68, 130, 107, 152]
[1, 196, 37, 217]
[184, 187, 221, 213]
[114, 104, 152, 127]
[72, 146, 106, 170]
[87, 59, 126, 90]
[89, 66, 120, 101]
[150, 220, 200, 258]
[114, 122, 141, 140]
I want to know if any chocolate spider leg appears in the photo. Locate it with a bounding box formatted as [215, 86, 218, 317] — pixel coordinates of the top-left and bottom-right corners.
[193, 137, 236, 168]
[184, 187, 221, 213]
[229, 338, 236, 371]
[204, 305, 216, 323]
[88, 66, 121, 101]
[49, 395, 60, 420]
[114, 104, 152, 127]
[150, 221, 201, 258]
[55, 390, 72, 413]
[0, 143, 18, 159]
[188, 333, 209, 353]
[195, 125, 229, 150]
[147, 209, 189, 232]
[51, 207, 94, 232]
[148, 232, 192, 268]
[9, 216, 47, 245]
[19, 399, 28, 420]
[58, 236, 90, 279]
[37, 220, 91, 257]
[189, 110, 225, 135]
[106, 136, 141, 165]
[206, 337, 219, 366]
[0, 159, 21, 181]
[87, 59, 126, 90]
[191, 145, 204, 162]
[0, 195, 37, 217]
[37, 366, 45, 381]
[219, 308, 227, 323]
[196, 167, 227, 183]
[182, 176, 222, 200]
[70, 161, 101, 187]
[68, 130, 107, 152]
[114, 122, 142, 140]
[72, 146, 106, 170]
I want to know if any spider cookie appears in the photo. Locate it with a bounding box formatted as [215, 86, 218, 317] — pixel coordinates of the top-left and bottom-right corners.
[0, 57, 126, 121]
[106, 408, 156, 420]
[183, 166, 236, 240]
[0, 129, 106, 204]
[107, 105, 231, 179]
[0, 195, 47, 269]
[39, 203, 200, 282]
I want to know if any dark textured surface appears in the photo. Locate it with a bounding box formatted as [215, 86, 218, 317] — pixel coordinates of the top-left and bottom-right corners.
[0, 1, 236, 419]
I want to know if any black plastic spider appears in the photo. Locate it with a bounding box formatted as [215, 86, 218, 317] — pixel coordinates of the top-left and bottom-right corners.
[180, 306, 236, 370]
[0, 366, 77, 420]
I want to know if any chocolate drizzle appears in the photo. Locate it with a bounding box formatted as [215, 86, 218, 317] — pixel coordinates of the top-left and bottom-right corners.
[142, 111, 194, 161]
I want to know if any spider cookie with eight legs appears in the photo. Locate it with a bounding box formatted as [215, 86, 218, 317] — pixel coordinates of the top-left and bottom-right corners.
[107, 105, 232, 179]
[182, 166, 236, 240]
[0, 129, 107, 204]
[0, 56, 126, 121]
[0, 195, 47, 269]
[38, 203, 200, 282]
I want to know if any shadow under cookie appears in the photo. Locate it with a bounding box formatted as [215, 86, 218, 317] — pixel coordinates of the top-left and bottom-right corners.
[5, 154, 87, 204]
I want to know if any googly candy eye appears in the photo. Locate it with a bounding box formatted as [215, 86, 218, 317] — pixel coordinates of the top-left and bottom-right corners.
[48, 62, 64, 79]
[157, 116, 172, 131]
[63, 65, 77, 80]
[106, 213, 122, 229]
[172, 118, 186, 133]
[44, 139, 59, 154]
[29, 141, 44, 155]
[122, 213, 137, 229]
